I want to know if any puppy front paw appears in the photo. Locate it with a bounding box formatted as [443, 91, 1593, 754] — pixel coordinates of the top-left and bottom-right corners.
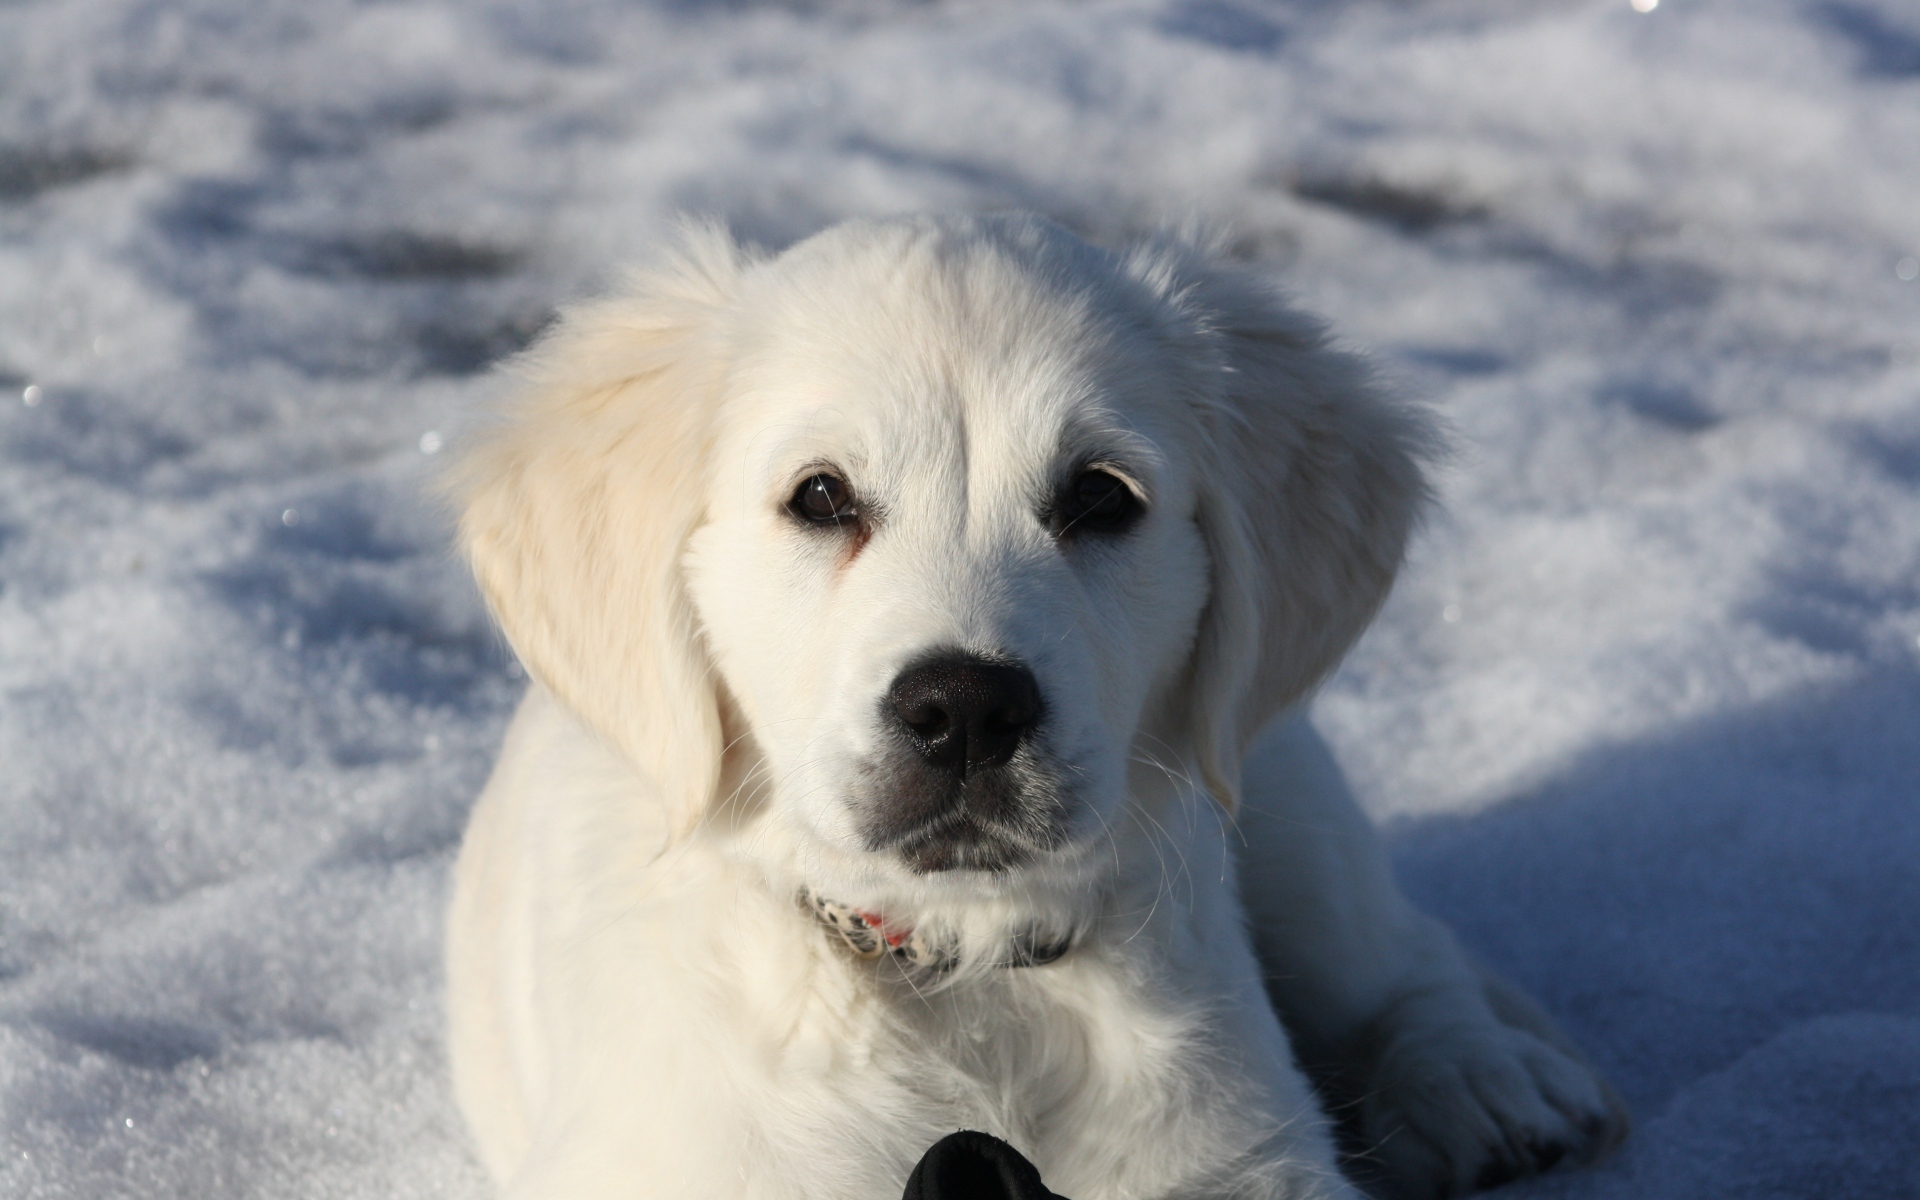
[1344, 975, 1628, 1199]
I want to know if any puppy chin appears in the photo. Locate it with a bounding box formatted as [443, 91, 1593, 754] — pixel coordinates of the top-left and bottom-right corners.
[889, 820, 1040, 876]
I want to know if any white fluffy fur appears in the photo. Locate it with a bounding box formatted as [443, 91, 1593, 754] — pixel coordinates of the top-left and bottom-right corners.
[444, 215, 1627, 1200]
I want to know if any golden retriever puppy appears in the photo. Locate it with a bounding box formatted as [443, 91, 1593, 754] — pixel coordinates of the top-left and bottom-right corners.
[443, 214, 1627, 1200]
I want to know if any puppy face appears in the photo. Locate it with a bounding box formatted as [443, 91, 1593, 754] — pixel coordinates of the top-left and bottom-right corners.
[685, 225, 1212, 885]
[455, 214, 1425, 916]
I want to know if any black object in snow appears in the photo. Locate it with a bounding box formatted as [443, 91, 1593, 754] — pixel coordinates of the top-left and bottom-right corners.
[902, 1130, 1068, 1200]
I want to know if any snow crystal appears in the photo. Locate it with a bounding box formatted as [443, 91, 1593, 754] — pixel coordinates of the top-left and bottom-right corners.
[1, 1, 1915, 1197]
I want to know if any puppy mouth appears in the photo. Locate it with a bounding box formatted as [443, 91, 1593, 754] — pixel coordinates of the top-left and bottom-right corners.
[858, 757, 1070, 875]
[888, 818, 1038, 875]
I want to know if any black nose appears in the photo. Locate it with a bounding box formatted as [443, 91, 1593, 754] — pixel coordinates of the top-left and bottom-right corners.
[888, 654, 1042, 779]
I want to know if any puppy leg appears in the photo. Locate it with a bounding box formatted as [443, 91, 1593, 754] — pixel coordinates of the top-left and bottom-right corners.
[1235, 715, 1628, 1199]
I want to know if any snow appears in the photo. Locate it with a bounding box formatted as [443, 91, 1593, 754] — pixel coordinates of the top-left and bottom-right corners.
[2, 0, 1917, 1195]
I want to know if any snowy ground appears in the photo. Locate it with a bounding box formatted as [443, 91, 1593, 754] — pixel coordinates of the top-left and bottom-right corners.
[2, 0, 1917, 1196]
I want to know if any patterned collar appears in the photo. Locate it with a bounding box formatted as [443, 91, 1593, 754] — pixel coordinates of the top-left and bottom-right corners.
[801, 889, 1072, 973]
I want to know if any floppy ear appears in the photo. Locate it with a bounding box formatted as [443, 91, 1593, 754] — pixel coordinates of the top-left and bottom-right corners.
[445, 223, 745, 835]
[1145, 252, 1433, 809]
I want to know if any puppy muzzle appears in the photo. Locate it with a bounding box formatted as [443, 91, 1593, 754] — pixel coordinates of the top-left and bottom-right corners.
[858, 753, 1072, 874]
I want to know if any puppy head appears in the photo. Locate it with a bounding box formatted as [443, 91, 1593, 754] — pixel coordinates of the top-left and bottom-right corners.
[452, 215, 1427, 902]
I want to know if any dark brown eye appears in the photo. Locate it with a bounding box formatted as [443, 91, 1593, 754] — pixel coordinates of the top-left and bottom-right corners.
[787, 472, 859, 526]
[1054, 468, 1142, 537]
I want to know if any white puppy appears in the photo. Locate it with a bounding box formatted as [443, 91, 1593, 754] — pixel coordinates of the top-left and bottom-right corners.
[443, 214, 1627, 1200]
